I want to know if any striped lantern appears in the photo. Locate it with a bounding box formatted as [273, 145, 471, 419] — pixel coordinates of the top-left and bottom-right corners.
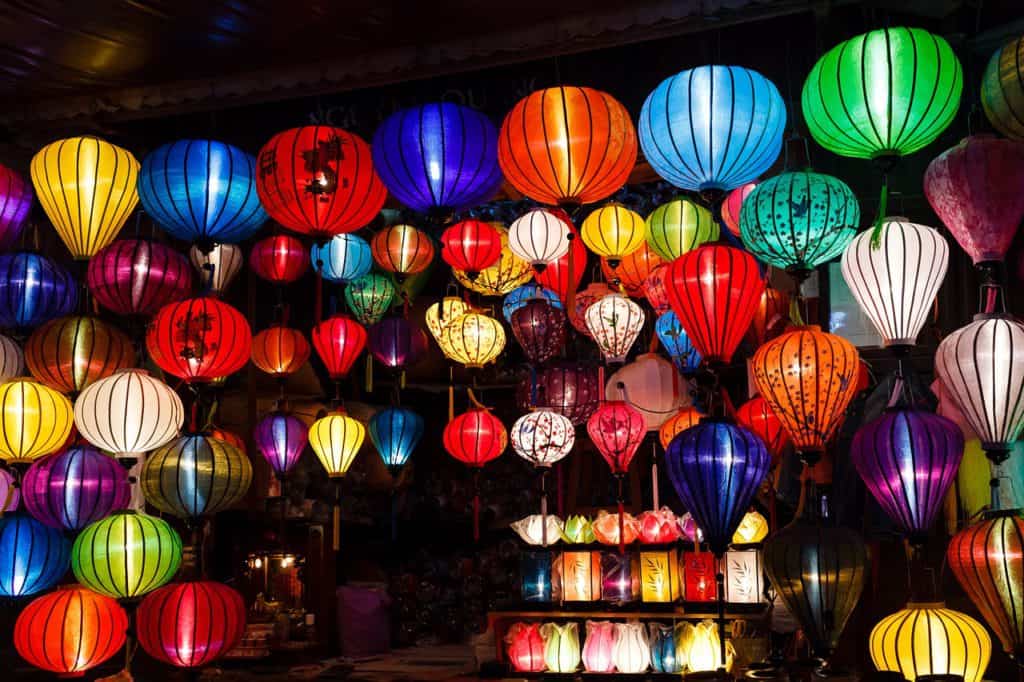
[0, 512, 70, 597]
[141, 433, 252, 520]
[25, 315, 135, 394]
[146, 296, 252, 383]
[251, 325, 311, 377]
[190, 243, 243, 295]
[250, 234, 309, 283]
[0, 252, 77, 330]
[137, 581, 246, 668]
[22, 446, 130, 531]
[89, 239, 193, 316]
[0, 162, 31, 250]
[0, 378, 74, 464]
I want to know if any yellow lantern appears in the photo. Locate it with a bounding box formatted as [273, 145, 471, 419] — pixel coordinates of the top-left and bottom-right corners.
[425, 297, 469, 359]
[869, 602, 991, 682]
[640, 550, 682, 602]
[732, 509, 769, 545]
[678, 620, 735, 673]
[540, 622, 581, 673]
[0, 378, 73, 464]
[440, 310, 506, 368]
[453, 225, 532, 296]
[30, 137, 140, 259]
[308, 410, 365, 478]
[581, 204, 646, 267]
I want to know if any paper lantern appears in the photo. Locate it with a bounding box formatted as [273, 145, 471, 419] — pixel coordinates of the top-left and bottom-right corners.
[510, 514, 564, 546]
[0, 468, 19, 512]
[521, 362, 600, 425]
[947, 512, 1024, 660]
[870, 602, 991, 682]
[250, 234, 309, 283]
[588, 401, 646, 474]
[251, 325, 310, 377]
[725, 548, 764, 603]
[605, 353, 690, 430]
[612, 621, 651, 674]
[31, 136, 139, 258]
[983, 36, 1024, 141]
[72, 511, 182, 599]
[683, 550, 718, 601]
[666, 244, 765, 364]
[659, 407, 703, 449]
[581, 204, 646, 268]
[540, 622, 581, 673]
[645, 198, 717, 261]
[642, 264, 672, 315]
[582, 621, 617, 673]
[371, 224, 435, 279]
[0, 163, 30, 250]
[0, 252, 77, 329]
[721, 182, 757, 238]
[311, 314, 367, 379]
[640, 65, 786, 192]
[511, 410, 575, 467]
[924, 135, 1024, 266]
[498, 86, 636, 206]
[454, 224, 533, 296]
[147, 296, 251, 383]
[640, 550, 682, 602]
[735, 396, 789, 461]
[142, 433, 252, 519]
[520, 550, 553, 602]
[256, 126, 386, 238]
[584, 293, 644, 363]
[0, 512, 69, 597]
[751, 325, 860, 460]
[508, 209, 571, 268]
[649, 623, 683, 673]
[679, 620, 734, 673]
[254, 412, 306, 477]
[502, 284, 562, 323]
[311, 233, 372, 283]
[440, 310, 506, 368]
[14, 586, 127, 676]
[23, 446, 130, 531]
[506, 622, 546, 673]
[732, 511, 770, 545]
[190, 242, 243, 295]
[369, 406, 423, 469]
[510, 298, 565, 363]
[562, 515, 595, 544]
[740, 170, 860, 275]
[592, 510, 641, 546]
[535, 222, 587, 302]
[655, 311, 701, 374]
[25, 315, 135, 394]
[425, 296, 468, 356]
[138, 581, 246, 669]
[368, 317, 427, 369]
[556, 550, 602, 601]
[638, 508, 682, 544]
[308, 409, 365, 478]
[601, 551, 640, 603]
[87, 239, 191, 316]
[0, 378, 73, 464]
[74, 369, 184, 458]
[441, 219, 502, 274]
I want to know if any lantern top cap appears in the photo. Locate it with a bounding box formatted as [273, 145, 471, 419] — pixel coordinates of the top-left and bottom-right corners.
[905, 601, 946, 609]
[982, 508, 1024, 520]
[971, 312, 1019, 323]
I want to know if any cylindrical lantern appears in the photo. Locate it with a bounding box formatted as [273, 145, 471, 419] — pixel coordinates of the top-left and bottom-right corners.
[645, 198, 717, 261]
[605, 353, 690, 430]
[721, 182, 757, 238]
[251, 325, 311, 377]
[369, 406, 423, 469]
[556, 550, 602, 601]
[582, 620, 617, 673]
[25, 315, 135, 394]
[581, 204, 646, 267]
[0, 512, 70, 597]
[308, 409, 365, 478]
[511, 410, 575, 467]
[0, 252, 77, 329]
[508, 209, 571, 268]
[601, 551, 640, 603]
[137, 580, 246, 668]
[371, 224, 435, 278]
[510, 298, 565, 364]
[250, 234, 309, 283]
[584, 293, 645, 364]
[724, 548, 765, 602]
[640, 549, 682, 602]
[612, 621, 651, 674]
[442, 219, 503, 274]
[655, 311, 701, 374]
[254, 412, 306, 477]
[588, 401, 646, 474]
[189, 243, 243, 295]
[735, 396, 789, 461]
[659, 407, 703, 449]
[540, 622, 581, 673]
[506, 622, 546, 673]
[344, 272, 396, 325]
[147, 297, 252, 383]
[683, 550, 718, 601]
[311, 314, 368, 379]
[0, 163, 31, 250]
[22, 446, 130, 531]
[311, 233, 372, 283]
[454, 224, 533, 296]
[142, 433, 252, 519]
[0, 378, 73, 464]
[439, 310, 506, 369]
[89, 239, 192, 316]
[503, 284, 562, 323]
[982, 37, 1024, 141]
[368, 317, 427, 369]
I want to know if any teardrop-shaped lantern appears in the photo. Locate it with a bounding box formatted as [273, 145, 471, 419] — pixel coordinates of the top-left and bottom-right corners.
[584, 293, 645, 364]
[369, 406, 424, 469]
[440, 310, 506, 369]
[721, 182, 757, 238]
[25, 315, 135, 394]
[0, 163, 31, 250]
[371, 224, 435, 278]
[0, 379, 74, 464]
[654, 310, 701, 374]
[253, 411, 306, 477]
[444, 408, 507, 467]
[368, 317, 428, 369]
[442, 220, 503, 275]
[308, 409, 365, 478]
[311, 314, 368, 379]
[508, 209, 571, 268]
[511, 410, 575, 467]
[510, 298, 565, 364]
[251, 325, 311, 377]
[735, 396, 789, 461]
[89, 239, 192, 316]
[982, 37, 1024, 141]
[250, 234, 310, 283]
[344, 272, 396, 325]
[311, 233, 372, 283]
[0, 252, 77, 330]
[588, 401, 646, 474]
[644, 198, 717, 261]
[23, 446, 130, 531]
[189, 243, 243, 295]
[141, 433, 252, 520]
[581, 204, 646, 268]
[147, 296, 252, 383]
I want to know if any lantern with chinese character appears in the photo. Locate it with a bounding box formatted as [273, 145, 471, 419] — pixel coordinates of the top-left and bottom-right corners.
[510, 298, 565, 363]
[584, 293, 645, 364]
[581, 204, 646, 269]
[508, 209, 571, 269]
[137, 581, 246, 668]
[250, 234, 309, 283]
[0, 252, 77, 330]
[23, 446, 130, 531]
[251, 325, 311, 377]
[254, 412, 306, 478]
[440, 310, 506, 368]
[683, 550, 718, 601]
[311, 233, 372, 283]
[0, 378, 73, 464]
[142, 433, 252, 520]
[0, 513, 70, 597]
[441, 219, 503, 275]
[645, 198, 717, 261]
[312, 314, 367, 379]
[147, 296, 252, 383]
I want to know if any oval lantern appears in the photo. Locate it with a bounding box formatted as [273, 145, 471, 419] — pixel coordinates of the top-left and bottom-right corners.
[251, 325, 311, 377]
[15, 586, 127, 676]
[0, 333, 24, 382]
[654, 311, 701, 374]
[748, 286, 791, 347]
[581, 204, 646, 268]
[642, 264, 671, 315]
[0, 252, 77, 329]
[0, 378, 73, 464]
[498, 86, 636, 206]
[521, 362, 601, 425]
[147, 297, 252, 383]
[982, 36, 1024, 141]
[312, 314, 367, 379]
[658, 406, 703, 449]
[142, 433, 252, 520]
[31, 136, 139, 259]
[588, 401, 646, 474]
[344, 272, 396, 325]
[600, 241, 664, 297]
[89, 239, 192, 316]
[372, 102, 502, 214]
[25, 315, 135, 394]
[721, 182, 757, 238]
[454, 224, 533, 296]
[368, 317, 428, 369]
[511, 409, 575, 467]
[256, 126, 386, 238]
[254, 412, 307, 477]
[22, 446, 130, 531]
[308, 409, 365, 478]
[508, 209, 571, 268]
[440, 310, 506, 368]
[645, 198, 717, 261]
[444, 407, 507, 467]
[605, 353, 690, 431]
[442, 219, 503, 275]
[571, 282, 615, 336]
[250, 234, 309, 283]
[426, 296, 469, 353]
[311, 233, 372, 283]
[735, 395, 789, 461]
[584, 293, 645, 364]
[369, 406, 424, 469]
[0, 163, 31, 250]
[640, 66, 786, 192]
[371, 224, 435, 279]
[0, 512, 70, 597]
[137, 580, 246, 668]
[503, 284, 562, 323]
[510, 298, 566, 364]
[190, 243, 243, 295]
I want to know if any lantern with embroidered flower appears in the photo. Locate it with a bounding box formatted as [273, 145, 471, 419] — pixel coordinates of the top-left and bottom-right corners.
[512, 410, 575, 468]
[584, 293, 645, 364]
[344, 272, 395, 325]
[581, 204, 646, 269]
[570, 282, 614, 337]
[147, 296, 251, 383]
[250, 234, 309, 283]
[643, 264, 671, 315]
[655, 311, 701, 374]
[440, 310, 506, 369]
[510, 298, 565, 364]
[425, 297, 468, 358]
[588, 401, 645, 475]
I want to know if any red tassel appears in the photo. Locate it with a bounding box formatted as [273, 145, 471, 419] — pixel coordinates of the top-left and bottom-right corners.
[473, 493, 480, 543]
[618, 499, 625, 555]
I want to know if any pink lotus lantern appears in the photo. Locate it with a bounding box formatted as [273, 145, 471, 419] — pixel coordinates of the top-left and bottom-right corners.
[582, 620, 617, 673]
[638, 508, 682, 544]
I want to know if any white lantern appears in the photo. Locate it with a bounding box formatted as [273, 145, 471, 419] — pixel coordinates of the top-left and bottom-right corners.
[508, 209, 571, 267]
[840, 218, 948, 347]
[510, 514, 565, 546]
[190, 243, 243, 295]
[725, 548, 765, 603]
[0, 333, 24, 382]
[585, 293, 645, 364]
[511, 410, 575, 467]
[612, 621, 651, 674]
[605, 353, 690, 430]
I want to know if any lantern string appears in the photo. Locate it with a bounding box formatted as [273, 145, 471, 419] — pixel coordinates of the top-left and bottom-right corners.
[869, 175, 889, 249]
[651, 440, 660, 511]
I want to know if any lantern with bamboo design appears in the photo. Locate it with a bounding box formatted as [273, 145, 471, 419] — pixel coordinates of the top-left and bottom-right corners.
[640, 549, 681, 602]
[25, 315, 135, 394]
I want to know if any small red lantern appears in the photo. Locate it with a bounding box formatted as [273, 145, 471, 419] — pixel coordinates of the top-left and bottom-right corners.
[746, 285, 790, 347]
[683, 550, 718, 601]
[88, 239, 193, 317]
[643, 264, 672, 315]
[371, 224, 434, 279]
[570, 282, 614, 336]
[588, 401, 646, 474]
[736, 395, 789, 462]
[506, 621, 546, 672]
[510, 299, 566, 363]
[147, 297, 252, 383]
[311, 314, 367, 379]
[209, 427, 246, 453]
[535, 221, 587, 302]
[250, 234, 309, 283]
[600, 242, 664, 296]
[444, 404, 507, 540]
[137, 580, 246, 668]
[25, 315, 135, 394]
[441, 220, 502, 274]
[721, 182, 758, 238]
[251, 325, 311, 377]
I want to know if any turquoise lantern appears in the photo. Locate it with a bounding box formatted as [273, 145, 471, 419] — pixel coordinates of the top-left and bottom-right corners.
[369, 406, 424, 471]
[311, 234, 373, 283]
[655, 311, 701, 374]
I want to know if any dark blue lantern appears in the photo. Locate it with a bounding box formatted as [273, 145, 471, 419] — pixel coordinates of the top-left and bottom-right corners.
[502, 284, 563, 323]
[368, 406, 424, 469]
[0, 252, 77, 330]
[665, 419, 770, 555]
[138, 139, 267, 247]
[655, 311, 701, 373]
[311, 234, 373, 283]
[0, 512, 70, 597]
[371, 103, 502, 215]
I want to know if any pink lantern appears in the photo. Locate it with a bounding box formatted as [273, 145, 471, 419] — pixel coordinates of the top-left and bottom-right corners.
[605, 353, 691, 430]
[582, 620, 617, 673]
[638, 508, 682, 544]
[722, 182, 757, 238]
[642, 264, 671, 314]
[506, 622, 545, 672]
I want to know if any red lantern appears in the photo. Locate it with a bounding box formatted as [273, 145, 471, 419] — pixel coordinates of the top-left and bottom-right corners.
[510, 299, 566, 363]
[643, 264, 671, 315]
[746, 285, 790, 347]
[600, 242, 664, 296]
[251, 325, 310, 377]
[137, 581, 246, 668]
[721, 182, 758, 238]
[250, 234, 309, 283]
[87, 239, 193, 317]
[441, 220, 502, 274]
[682, 550, 718, 601]
[535, 221, 587, 302]
[588, 400, 646, 474]
[736, 395, 789, 462]
[444, 405, 507, 540]
[256, 126, 387, 239]
[371, 224, 434, 278]
[25, 315, 135, 394]
[147, 297, 252, 383]
[209, 427, 246, 453]
[14, 586, 128, 676]
[311, 314, 367, 379]
[666, 244, 765, 364]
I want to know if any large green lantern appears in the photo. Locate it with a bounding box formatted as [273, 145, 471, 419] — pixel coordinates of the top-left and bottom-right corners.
[72, 511, 182, 600]
[644, 198, 718, 261]
[981, 35, 1024, 141]
[344, 272, 396, 325]
[739, 170, 860, 276]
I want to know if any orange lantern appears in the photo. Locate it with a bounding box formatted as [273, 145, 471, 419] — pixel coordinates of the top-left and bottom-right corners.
[736, 395, 790, 461]
[251, 325, 311, 377]
[658, 406, 704, 448]
[25, 315, 134, 394]
[600, 242, 664, 296]
[371, 224, 434, 279]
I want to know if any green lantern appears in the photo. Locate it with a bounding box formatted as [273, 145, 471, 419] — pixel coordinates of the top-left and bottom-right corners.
[644, 198, 718, 261]
[739, 170, 860, 276]
[344, 272, 396, 325]
[982, 35, 1024, 141]
[72, 511, 182, 600]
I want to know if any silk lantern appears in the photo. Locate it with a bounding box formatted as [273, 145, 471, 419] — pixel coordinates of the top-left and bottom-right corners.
[454, 224, 533, 296]
[508, 209, 571, 268]
[254, 412, 306, 477]
[582, 621, 617, 673]
[721, 182, 757, 238]
[570, 282, 615, 336]
[641, 550, 682, 602]
[659, 407, 703, 449]
[88, 239, 192, 316]
[650, 623, 683, 673]
[147, 296, 251, 383]
[344, 272, 396, 325]
[0, 378, 73, 464]
[308, 409, 365, 478]
[250, 234, 309, 283]
[502, 284, 562, 322]
[25, 315, 135, 394]
[190, 243, 243, 294]
[425, 296, 468, 357]
[510, 298, 565, 363]
[137, 580, 246, 668]
[584, 293, 645, 364]
[982, 36, 1024, 140]
[588, 401, 646, 474]
[511, 410, 575, 467]
[441, 219, 502, 274]
[371, 224, 434, 279]
[612, 621, 651, 674]
[311, 233, 372, 283]
[142, 433, 252, 520]
[0, 468, 19, 512]
[369, 406, 423, 469]
[556, 550, 601, 600]
[640, 65, 786, 192]
[523, 362, 600, 425]
[605, 353, 690, 431]
[31, 136, 139, 258]
[498, 86, 636, 206]
[581, 204, 646, 268]
[0, 512, 70, 597]
[368, 317, 427, 369]
[643, 264, 671, 314]
[444, 404, 507, 539]
[440, 310, 506, 368]
[22, 446, 130, 530]
[680, 620, 734, 673]
[563, 515, 595, 544]
[256, 126, 386, 238]
[535, 222, 587, 302]
[506, 622, 546, 672]
[0, 252, 77, 329]
[14, 586, 127, 676]
[645, 198, 717, 261]
[592, 509, 640, 546]
[0, 333, 23, 382]
[311, 314, 367, 379]
[748, 285, 790, 347]
[0, 163, 31, 250]
[251, 325, 311, 377]
[655, 311, 701, 374]
[735, 396, 789, 461]
[520, 550, 553, 602]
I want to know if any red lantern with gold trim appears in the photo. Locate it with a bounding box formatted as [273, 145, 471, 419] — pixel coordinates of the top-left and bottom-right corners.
[311, 314, 367, 380]
[250, 234, 309, 283]
[588, 401, 646, 474]
[25, 315, 135, 394]
[146, 297, 252, 383]
[251, 325, 310, 377]
[441, 220, 502, 275]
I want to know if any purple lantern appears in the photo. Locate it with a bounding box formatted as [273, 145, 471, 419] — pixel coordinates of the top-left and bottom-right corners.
[368, 317, 428, 369]
[516, 362, 601, 425]
[510, 299, 566, 364]
[21, 446, 130, 531]
[851, 408, 964, 544]
[0, 164, 32, 251]
[254, 412, 306, 477]
[0, 468, 19, 512]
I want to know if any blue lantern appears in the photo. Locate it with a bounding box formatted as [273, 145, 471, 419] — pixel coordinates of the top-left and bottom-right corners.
[138, 139, 267, 246]
[0, 512, 70, 597]
[655, 311, 701, 373]
[372, 102, 502, 215]
[311, 233, 373, 283]
[649, 623, 682, 673]
[502, 284, 563, 323]
[520, 550, 553, 602]
[639, 66, 786, 193]
[665, 420, 770, 556]
[0, 252, 77, 329]
[369, 406, 424, 469]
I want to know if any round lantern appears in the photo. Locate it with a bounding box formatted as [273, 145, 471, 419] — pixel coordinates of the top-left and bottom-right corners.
[442, 220, 503, 274]
[25, 315, 135, 394]
[721, 182, 757, 238]
[31, 136, 139, 259]
[440, 310, 506, 369]
[89, 239, 192, 316]
[511, 410, 575, 467]
[72, 510, 182, 599]
[251, 325, 311, 377]
[508, 209, 571, 268]
[503, 284, 562, 323]
[983, 36, 1024, 141]
[250, 234, 309, 283]
[0, 468, 19, 512]
[0, 333, 24, 382]
[425, 296, 469, 352]
[748, 286, 791, 347]
[870, 602, 991, 682]
[640, 65, 786, 192]
[369, 406, 424, 469]
[344, 272, 395, 325]
[254, 412, 306, 477]
[735, 395, 789, 461]
[444, 407, 507, 467]
[0, 378, 73, 464]
[740, 170, 860, 275]
[137, 580, 246, 668]
[642, 265, 671, 315]
[142, 433, 252, 520]
[255, 126, 387, 238]
[14, 586, 127, 676]
[666, 244, 765, 365]
[605, 353, 690, 431]
[372, 102, 501, 214]
[309, 409, 365, 478]
[369, 317, 428, 369]
[0, 512, 70, 597]
[520, 362, 601, 425]
[190, 243, 243, 295]
[584, 293, 645, 364]
[147, 296, 252, 383]
[658, 406, 703, 449]
[311, 233, 372, 283]
[802, 27, 962, 160]
[510, 298, 565, 364]
[654, 311, 701, 374]
[645, 198, 717, 261]
[0, 163, 31, 250]
[581, 204, 646, 268]
[454, 224, 533, 296]
[571, 282, 615, 336]
[371, 224, 435, 279]
[498, 86, 636, 206]
[588, 401, 646, 474]
[600, 241, 665, 297]
[311, 314, 367, 379]
[22, 446, 130, 531]
[0, 252, 77, 329]
[924, 135, 1024, 266]
[74, 369, 184, 458]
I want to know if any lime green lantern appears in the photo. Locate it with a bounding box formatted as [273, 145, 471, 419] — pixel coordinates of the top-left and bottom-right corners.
[344, 272, 396, 325]
[71, 511, 182, 600]
[644, 198, 718, 261]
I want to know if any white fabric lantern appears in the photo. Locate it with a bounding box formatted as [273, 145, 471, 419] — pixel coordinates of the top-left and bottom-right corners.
[190, 243, 243, 295]
[840, 218, 948, 347]
[508, 209, 571, 267]
[725, 548, 765, 603]
[0, 333, 24, 382]
[585, 293, 645, 364]
[612, 621, 651, 674]
[510, 514, 564, 546]
[511, 410, 575, 467]
[605, 353, 690, 430]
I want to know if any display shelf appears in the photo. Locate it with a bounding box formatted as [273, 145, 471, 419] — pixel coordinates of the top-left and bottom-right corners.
[492, 670, 718, 679]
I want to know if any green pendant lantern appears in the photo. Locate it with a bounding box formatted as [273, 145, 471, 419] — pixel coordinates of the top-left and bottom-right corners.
[344, 272, 396, 325]
[644, 198, 718, 261]
[981, 35, 1024, 141]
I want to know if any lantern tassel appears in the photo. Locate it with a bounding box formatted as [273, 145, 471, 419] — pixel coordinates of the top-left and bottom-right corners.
[540, 469, 548, 547]
[472, 468, 481, 543]
[617, 474, 625, 555]
[651, 442, 660, 512]
[869, 175, 889, 249]
[365, 354, 373, 393]
[448, 383, 455, 422]
[332, 479, 342, 552]
[716, 565, 727, 671]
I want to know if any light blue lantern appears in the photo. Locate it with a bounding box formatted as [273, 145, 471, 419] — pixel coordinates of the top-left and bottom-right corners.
[648, 623, 682, 673]
[311, 233, 373, 283]
[369, 406, 424, 469]
[639, 65, 786, 193]
[0, 512, 70, 597]
[655, 311, 701, 373]
[502, 284, 563, 322]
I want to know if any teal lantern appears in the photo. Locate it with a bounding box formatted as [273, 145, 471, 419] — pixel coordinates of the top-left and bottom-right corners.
[369, 406, 424, 470]
[345, 272, 396, 325]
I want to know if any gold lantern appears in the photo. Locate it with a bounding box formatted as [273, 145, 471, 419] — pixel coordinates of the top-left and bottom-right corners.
[439, 310, 506, 368]
[0, 378, 73, 464]
[308, 410, 365, 478]
[555, 550, 601, 602]
[641, 550, 682, 602]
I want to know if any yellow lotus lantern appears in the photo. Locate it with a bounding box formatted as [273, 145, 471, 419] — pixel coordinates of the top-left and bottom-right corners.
[0, 378, 73, 464]
[678, 620, 735, 673]
[439, 310, 506, 368]
[732, 509, 769, 544]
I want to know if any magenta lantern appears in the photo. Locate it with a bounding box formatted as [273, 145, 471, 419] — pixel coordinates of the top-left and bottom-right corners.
[368, 317, 428, 369]
[0, 163, 31, 250]
[88, 239, 193, 316]
[517, 362, 601, 425]
[254, 412, 306, 477]
[22, 446, 130, 531]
